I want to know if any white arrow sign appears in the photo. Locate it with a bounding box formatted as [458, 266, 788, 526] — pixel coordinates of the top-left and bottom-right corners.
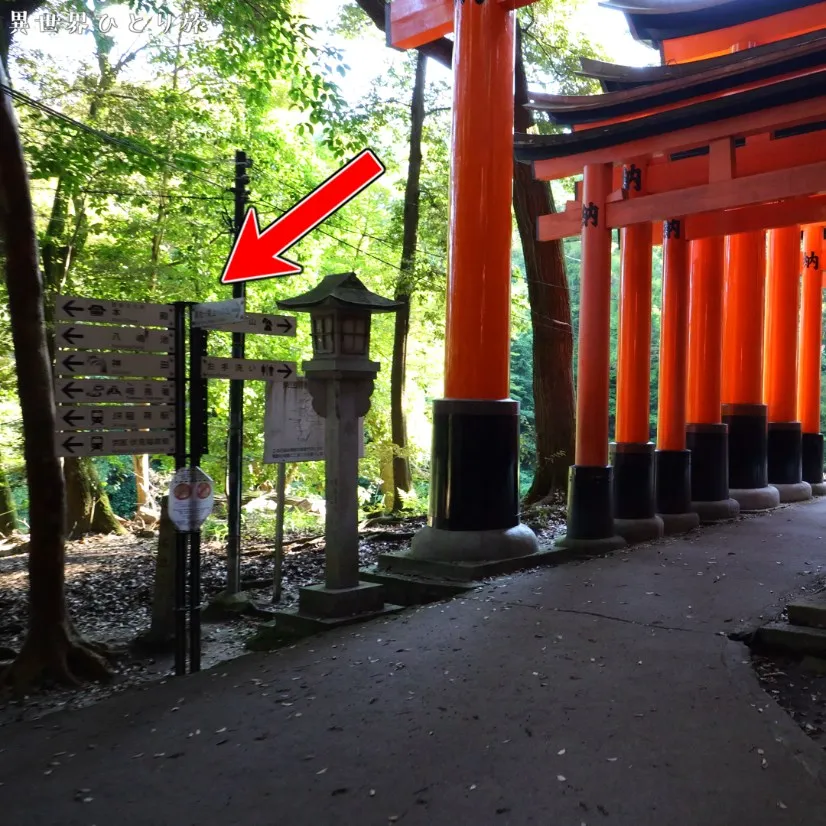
[56, 405, 174, 431]
[201, 312, 296, 337]
[201, 357, 296, 381]
[56, 430, 175, 457]
[168, 466, 215, 532]
[191, 297, 245, 328]
[55, 351, 174, 378]
[57, 323, 172, 352]
[56, 295, 175, 327]
[56, 379, 174, 404]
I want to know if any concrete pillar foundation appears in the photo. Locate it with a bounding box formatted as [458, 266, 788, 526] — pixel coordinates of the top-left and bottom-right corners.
[729, 485, 780, 511]
[556, 465, 625, 550]
[655, 449, 699, 534]
[685, 423, 738, 522]
[413, 399, 538, 562]
[611, 442, 662, 542]
[692, 498, 741, 522]
[772, 481, 813, 503]
[409, 523, 539, 562]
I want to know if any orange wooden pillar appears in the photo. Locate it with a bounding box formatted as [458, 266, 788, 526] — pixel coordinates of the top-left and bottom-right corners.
[722, 230, 779, 509]
[559, 163, 624, 548]
[611, 165, 662, 541]
[798, 224, 826, 493]
[764, 226, 811, 501]
[655, 220, 700, 533]
[409, 0, 539, 560]
[685, 236, 739, 521]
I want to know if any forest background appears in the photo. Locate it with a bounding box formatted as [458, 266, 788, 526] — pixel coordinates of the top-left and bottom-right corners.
[0, 0, 820, 545]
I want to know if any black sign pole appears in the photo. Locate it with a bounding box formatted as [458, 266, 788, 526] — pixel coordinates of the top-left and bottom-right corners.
[226, 149, 251, 594]
[188, 321, 208, 673]
[172, 302, 189, 677]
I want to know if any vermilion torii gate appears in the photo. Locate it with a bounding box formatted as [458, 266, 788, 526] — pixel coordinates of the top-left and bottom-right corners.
[386, 0, 547, 567]
[517, 0, 826, 549]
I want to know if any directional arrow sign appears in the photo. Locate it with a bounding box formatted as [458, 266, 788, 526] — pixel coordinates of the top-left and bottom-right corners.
[55, 351, 174, 378]
[56, 430, 175, 458]
[56, 405, 174, 431]
[57, 323, 172, 352]
[201, 357, 296, 381]
[199, 312, 296, 337]
[56, 379, 174, 404]
[56, 296, 175, 327]
[220, 149, 385, 285]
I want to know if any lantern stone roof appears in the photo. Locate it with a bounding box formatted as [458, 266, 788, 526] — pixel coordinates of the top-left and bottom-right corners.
[276, 272, 402, 313]
[601, 0, 822, 47]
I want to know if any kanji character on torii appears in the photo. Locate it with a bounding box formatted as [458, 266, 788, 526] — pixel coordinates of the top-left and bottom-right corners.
[385, 0, 546, 568]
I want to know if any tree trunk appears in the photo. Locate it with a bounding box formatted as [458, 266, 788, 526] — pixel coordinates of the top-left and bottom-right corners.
[513, 26, 575, 504]
[0, 456, 17, 536]
[134, 496, 175, 650]
[64, 456, 125, 538]
[390, 53, 427, 511]
[0, 56, 109, 692]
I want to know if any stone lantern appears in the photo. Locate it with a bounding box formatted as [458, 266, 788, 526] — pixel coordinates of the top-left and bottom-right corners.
[277, 272, 402, 622]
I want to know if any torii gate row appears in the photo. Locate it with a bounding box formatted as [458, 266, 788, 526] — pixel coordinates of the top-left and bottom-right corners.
[384, 0, 549, 570]
[512, 79, 826, 547]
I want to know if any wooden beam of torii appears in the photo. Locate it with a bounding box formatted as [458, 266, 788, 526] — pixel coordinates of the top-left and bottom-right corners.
[387, 0, 536, 50]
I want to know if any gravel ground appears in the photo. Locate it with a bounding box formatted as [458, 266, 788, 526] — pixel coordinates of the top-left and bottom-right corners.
[0, 495, 567, 726]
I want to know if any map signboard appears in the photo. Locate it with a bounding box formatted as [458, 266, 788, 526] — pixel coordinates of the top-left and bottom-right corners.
[263, 379, 364, 463]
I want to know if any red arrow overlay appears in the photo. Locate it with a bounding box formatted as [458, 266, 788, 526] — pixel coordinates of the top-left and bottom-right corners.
[220, 149, 386, 285]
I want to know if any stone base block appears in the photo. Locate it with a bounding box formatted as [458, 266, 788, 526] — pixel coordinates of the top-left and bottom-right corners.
[298, 581, 385, 620]
[408, 523, 538, 562]
[772, 480, 813, 503]
[359, 569, 476, 606]
[730, 485, 780, 511]
[248, 604, 405, 648]
[613, 515, 664, 544]
[658, 511, 700, 535]
[787, 597, 826, 629]
[812, 481, 826, 497]
[691, 498, 741, 523]
[553, 533, 626, 553]
[756, 621, 826, 657]
[379, 544, 567, 583]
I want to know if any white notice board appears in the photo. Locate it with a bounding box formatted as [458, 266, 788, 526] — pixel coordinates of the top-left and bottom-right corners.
[263, 378, 364, 463]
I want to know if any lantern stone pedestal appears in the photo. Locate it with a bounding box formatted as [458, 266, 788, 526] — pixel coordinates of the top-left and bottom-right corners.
[269, 273, 404, 632]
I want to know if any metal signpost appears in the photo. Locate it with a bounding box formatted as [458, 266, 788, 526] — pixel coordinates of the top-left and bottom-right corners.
[54, 295, 299, 676]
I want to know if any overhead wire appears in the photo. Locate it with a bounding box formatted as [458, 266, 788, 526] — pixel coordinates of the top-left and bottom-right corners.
[1, 82, 227, 192]
[6, 86, 447, 277]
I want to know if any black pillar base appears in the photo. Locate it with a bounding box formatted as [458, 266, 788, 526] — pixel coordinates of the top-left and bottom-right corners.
[723, 404, 768, 489]
[560, 465, 623, 547]
[802, 432, 824, 484]
[610, 442, 656, 519]
[767, 422, 803, 485]
[655, 449, 692, 514]
[686, 423, 729, 502]
[428, 399, 520, 532]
